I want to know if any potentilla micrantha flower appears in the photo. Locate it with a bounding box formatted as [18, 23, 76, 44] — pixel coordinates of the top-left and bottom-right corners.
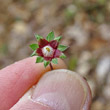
[30, 31, 68, 70]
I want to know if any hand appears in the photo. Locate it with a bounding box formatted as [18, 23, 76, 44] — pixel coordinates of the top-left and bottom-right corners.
[0, 57, 92, 110]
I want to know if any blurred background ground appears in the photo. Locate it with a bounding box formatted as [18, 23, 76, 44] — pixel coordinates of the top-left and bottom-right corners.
[0, 0, 110, 109]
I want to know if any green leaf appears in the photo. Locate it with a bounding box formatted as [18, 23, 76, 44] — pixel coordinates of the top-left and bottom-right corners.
[31, 50, 37, 57]
[44, 60, 50, 67]
[30, 44, 39, 50]
[36, 56, 44, 63]
[58, 45, 68, 51]
[60, 53, 66, 59]
[35, 34, 43, 41]
[46, 31, 54, 41]
[52, 58, 58, 64]
[54, 36, 62, 42]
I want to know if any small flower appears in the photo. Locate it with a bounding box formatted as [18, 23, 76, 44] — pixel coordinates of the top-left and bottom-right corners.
[30, 31, 68, 69]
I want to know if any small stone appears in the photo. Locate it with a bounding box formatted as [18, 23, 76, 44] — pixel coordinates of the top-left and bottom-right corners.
[103, 85, 110, 101]
[12, 21, 30, 35]
[76, 51, 92, 76]
[96, 56, 110, 84]
[98, 24, 110, 40]
[66, 4, 77, 17]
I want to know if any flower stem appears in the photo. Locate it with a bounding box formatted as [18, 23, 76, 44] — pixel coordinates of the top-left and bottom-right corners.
[49, 63, 53, 70]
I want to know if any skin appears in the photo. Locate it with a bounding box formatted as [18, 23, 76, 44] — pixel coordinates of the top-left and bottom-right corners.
[0, 57, 92, 110]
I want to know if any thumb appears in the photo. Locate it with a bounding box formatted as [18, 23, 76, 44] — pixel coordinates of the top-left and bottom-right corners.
[11, 69, 92, 110]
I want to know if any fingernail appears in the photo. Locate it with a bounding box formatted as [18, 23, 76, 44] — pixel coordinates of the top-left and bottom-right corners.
[31, 69, 91, 110]
[34, 92, 70, 110]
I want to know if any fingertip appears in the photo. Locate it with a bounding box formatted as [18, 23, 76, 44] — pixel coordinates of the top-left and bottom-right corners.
[0, 57, 66, 110]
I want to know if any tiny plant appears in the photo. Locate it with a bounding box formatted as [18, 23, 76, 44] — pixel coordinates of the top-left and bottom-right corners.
[30, 31, 68, 70]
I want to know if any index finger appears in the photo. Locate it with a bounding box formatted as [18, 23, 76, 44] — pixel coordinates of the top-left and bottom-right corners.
[0, 57, 66, 110]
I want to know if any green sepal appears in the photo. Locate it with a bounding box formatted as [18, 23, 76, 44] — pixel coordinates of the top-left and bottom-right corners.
[52, 58, 58, 64]
[58, 45, 68, 51]
[31, 50, 37, 57]
[36, 56, 44, 63]
[54, 36, 62, 42]
[30, 44, 39, 50]
[46, 31, 54, 42]
[35, 34, 43, 41]
[44, 60, 50, 68]
[60, 53, 66, 59]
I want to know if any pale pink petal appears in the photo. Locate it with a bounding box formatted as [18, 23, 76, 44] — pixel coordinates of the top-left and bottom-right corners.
[54, 49, 62, 58]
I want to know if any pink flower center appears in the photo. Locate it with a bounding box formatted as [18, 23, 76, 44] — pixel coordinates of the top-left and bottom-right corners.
[42, 46, 54, 57]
